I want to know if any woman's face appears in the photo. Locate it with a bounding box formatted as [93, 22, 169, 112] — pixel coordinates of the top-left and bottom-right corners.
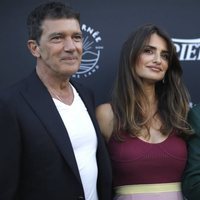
[135, 33, 169, 84]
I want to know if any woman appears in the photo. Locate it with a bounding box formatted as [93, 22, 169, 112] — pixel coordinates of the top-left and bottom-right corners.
[96, 24, 192, 200]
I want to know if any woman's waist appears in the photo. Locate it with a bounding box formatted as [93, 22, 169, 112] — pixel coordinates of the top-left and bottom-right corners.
[115, 182, 181, 195]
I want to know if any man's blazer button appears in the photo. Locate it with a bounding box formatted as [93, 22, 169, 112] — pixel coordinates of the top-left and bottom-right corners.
[77, 196, 84, 200]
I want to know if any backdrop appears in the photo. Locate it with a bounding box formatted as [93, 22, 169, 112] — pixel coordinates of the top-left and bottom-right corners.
[1, 0, 199, 105]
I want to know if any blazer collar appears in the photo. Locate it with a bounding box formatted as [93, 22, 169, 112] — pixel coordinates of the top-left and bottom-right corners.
[20, 71, 82, 183]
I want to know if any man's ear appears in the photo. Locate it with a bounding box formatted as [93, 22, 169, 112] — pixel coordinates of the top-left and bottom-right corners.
[27, 40, 41, 58]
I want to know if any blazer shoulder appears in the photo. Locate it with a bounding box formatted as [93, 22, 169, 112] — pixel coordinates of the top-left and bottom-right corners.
[188, 104, 200, 135]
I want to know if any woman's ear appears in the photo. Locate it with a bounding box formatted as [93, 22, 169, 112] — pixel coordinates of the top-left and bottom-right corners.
[27, 40, 41, 58]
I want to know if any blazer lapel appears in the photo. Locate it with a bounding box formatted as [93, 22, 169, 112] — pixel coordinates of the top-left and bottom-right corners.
[20, 71, 82, 183]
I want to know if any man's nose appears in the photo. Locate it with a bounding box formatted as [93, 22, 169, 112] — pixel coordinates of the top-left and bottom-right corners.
[63, 38, 76, 51]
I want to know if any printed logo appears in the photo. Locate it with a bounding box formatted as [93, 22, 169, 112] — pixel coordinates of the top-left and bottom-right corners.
[172, 38, 200, 61]
[72, 24, 103, 78]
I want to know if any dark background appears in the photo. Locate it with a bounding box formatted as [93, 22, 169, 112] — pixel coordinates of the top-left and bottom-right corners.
[1, 0, 199, 105]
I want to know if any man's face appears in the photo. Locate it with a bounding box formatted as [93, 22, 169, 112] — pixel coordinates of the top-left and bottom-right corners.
[37, 18, 83, 77]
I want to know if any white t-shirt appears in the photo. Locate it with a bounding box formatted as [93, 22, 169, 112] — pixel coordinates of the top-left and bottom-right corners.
[53, 85, 98, 200]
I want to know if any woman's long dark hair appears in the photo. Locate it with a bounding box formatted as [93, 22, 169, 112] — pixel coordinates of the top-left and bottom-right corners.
[111, 24, 192, 140]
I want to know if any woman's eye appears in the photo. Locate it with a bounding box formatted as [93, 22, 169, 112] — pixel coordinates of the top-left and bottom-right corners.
[143, 48, 152, 54]
[161, 53, 169, 61]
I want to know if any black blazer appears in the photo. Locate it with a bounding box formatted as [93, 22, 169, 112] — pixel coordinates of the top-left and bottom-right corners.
[182, 104, 200, 200]
[0, 70, 112, 200]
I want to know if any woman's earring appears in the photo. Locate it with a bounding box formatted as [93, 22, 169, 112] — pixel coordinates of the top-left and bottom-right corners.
[162, 78, 165, 84]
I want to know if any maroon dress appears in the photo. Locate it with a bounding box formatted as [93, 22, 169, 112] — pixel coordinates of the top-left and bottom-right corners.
[108, 130, 187, 200]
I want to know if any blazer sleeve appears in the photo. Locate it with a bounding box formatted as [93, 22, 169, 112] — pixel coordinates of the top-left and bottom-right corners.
[182, 104, 200, 200]
[0, 98, 21, 199]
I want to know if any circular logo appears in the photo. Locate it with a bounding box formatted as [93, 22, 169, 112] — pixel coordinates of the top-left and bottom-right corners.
[72, 24, 103, 78]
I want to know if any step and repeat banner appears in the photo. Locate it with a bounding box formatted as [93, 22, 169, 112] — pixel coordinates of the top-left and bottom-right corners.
[0, 0, 199, 105]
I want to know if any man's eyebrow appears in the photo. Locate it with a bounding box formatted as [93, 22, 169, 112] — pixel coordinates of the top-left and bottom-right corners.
[48, 32, 63, 38]
[73, 32, 83, 36]
[48, 31, 82, 38]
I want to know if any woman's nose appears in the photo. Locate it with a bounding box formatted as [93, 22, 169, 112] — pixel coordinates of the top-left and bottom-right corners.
[153, 53, 161, 63]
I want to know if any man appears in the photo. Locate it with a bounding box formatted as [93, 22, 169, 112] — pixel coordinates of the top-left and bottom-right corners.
[182, 104, 200, 200]
[0, 2, 112, 200]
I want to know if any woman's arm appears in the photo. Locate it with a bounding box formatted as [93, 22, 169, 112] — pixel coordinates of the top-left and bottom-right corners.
[96, 103, 114, 142]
